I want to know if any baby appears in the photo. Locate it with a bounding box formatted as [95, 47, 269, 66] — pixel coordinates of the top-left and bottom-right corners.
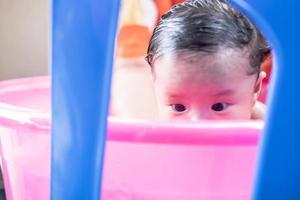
[146, 0, 269, 121]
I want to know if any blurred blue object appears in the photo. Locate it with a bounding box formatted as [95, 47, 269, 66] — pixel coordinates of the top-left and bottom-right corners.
[51, 0, 120, 199]
[228, 0, 300, 199]
[50, 0, 300, 199]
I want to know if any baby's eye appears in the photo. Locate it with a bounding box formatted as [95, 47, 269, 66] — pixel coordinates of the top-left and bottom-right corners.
[211, 102, 228, 112]
[171, 104, 187, 112]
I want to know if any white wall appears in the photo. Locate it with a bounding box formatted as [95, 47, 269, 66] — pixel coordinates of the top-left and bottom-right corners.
[0, 0, 49, 81]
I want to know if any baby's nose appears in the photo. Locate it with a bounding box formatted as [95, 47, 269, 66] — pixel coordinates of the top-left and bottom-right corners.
[190, 112, 207, 121]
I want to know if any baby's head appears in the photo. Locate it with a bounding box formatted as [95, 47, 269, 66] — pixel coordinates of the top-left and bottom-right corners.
[146, 0, 269, 121]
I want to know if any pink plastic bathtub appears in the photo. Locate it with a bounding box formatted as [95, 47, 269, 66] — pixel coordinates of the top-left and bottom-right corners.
[0, 77, 262, 200]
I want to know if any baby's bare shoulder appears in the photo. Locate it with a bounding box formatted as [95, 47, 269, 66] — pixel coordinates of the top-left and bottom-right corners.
[251, 101, 266, 120]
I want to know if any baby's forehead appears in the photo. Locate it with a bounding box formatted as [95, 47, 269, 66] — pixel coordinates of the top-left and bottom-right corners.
[154, 53, 260, 102]
[157, 48, 251, 78]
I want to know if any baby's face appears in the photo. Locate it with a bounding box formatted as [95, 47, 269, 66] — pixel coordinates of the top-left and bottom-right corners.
[153, 49, 263, 121]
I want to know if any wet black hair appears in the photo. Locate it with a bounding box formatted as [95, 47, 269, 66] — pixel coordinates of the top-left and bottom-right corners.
[146, 0, 269, 75]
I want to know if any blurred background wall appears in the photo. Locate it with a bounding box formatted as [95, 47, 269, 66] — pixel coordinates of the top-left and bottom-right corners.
[0, 0, 49, 81]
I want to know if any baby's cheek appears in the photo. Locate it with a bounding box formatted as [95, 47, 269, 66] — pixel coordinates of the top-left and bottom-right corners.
[228, 105, 253, 120]
[158, 106, 188, 120]
[157, 104, 173, 119]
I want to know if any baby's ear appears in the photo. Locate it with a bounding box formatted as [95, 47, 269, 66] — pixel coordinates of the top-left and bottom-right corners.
[254, 71, 267, 99]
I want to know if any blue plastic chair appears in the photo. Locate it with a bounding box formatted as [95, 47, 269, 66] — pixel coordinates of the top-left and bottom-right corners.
[51, 0, 300, 199]
[51, 0, 120, 199]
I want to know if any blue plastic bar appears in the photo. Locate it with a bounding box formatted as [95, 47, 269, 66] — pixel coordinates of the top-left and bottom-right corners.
[51, 0, 120, 199]
[228, 0, 300, 199]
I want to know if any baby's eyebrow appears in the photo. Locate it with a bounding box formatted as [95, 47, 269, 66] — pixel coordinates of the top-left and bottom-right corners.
[167, 93, 183, 98]
[214, 89, 235, 97]
[168, 94, 181, 98]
